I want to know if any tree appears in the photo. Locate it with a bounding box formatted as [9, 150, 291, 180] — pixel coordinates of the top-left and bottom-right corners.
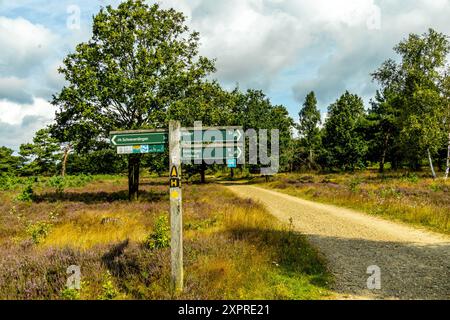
[298, 91, 321, 169]
[168, 81, 234, 182]
[439, 69, 450, 178]
[366, 89, 401, 172]
[19, 128, 61, 176]
[51, 1, 215, 200]
[230, 89, 294, 173]
[0, 147, 22, 174]
[322, 91, 368, 171]
[372, 29, 450, 176]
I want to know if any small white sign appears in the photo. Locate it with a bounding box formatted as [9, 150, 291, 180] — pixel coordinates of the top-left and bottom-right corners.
[117, 146, 133, 154]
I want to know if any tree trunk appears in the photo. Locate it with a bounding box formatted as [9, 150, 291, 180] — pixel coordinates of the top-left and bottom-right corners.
[308, 148, 313, 170]
[445, 133, 450, 179]
[200, 163, 206, 184]
[128, 154, 141, 201]
[61, 144, 71, 177]
[379, 134, 390, 174]
[427, 149, 437, 180]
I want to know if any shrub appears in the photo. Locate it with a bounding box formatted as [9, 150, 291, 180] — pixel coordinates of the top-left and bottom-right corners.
[98, 271, 119, 300]
[16, 183, 34, 202]
[402, 172, 419, 183]
[26, 221, 52, 244]
[0, 174, 21, 191]
[145, 215, 170, 250]
[348, 178, 362, 193]
[47, 176, 66, 194]
[60, 287, 80, 300]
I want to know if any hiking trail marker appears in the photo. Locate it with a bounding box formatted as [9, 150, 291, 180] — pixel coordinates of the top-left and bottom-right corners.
[110, 123, 244, 293]
[169, 121, 183, 292]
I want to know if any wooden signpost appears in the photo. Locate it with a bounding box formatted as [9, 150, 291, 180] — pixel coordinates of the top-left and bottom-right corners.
[169, 121, 183, 292]
[110, 123, 244, 293]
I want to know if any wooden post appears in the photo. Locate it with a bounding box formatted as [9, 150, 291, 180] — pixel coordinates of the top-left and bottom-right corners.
[169, 121, 183, 292]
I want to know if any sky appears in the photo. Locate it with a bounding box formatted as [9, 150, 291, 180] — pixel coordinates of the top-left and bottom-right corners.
[0, 0, 449, 151]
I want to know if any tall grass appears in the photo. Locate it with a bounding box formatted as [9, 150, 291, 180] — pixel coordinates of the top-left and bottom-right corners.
[262, 172, 450, 234]
[0, 175, 332, 300]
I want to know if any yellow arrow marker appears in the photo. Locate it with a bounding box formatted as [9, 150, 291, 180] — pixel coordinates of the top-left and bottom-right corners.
[170, 166, 178, 177]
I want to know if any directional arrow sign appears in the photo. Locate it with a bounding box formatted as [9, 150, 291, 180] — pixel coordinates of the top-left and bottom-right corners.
[180, 127, 243, 145]
[181, 146, 243, 161]
[110, 132, 168, 146]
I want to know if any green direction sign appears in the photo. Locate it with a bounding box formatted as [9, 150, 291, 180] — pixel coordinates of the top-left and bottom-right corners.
[110, 132, 167, 146]
[181, 127, 243, 144]
[117, 144, 165, 154]
[181, 146, 243, 161]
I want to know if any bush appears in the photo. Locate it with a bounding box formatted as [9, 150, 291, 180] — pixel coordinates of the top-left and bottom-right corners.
[0, 174, 21, 191]
[60, 287, 80, 300]
[26, 221, 52, 244]
[47, 176, 66, 194]
[402, 172, 419, 183]
[145, 215, 170, 250]
[16, 183, 34, 202]
[98, 271, 119, 300]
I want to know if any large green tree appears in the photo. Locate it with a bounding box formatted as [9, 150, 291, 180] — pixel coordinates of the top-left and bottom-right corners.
[168, 81, 234, 182]
[322, 91, 368, 171]
[230, 89, 294, 173]
[51, 1, 215, 199]
[298, 91, 321, 169]
[372, 29, 449, 176]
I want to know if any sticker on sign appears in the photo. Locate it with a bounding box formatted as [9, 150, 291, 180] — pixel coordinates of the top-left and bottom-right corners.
[117, 144, 164, 154]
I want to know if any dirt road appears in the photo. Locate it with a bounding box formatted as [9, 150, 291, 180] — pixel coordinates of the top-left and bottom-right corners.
[227, 185, 450, 300]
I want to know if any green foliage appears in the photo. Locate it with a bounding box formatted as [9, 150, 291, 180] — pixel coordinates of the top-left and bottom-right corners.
[51, 0, 215, 150]
[47, 176, 66, 194]
[0, 174, 22, 191]
[65, 149, 127, 175]
[19, 128, 61, 176]
[26, 221, 52, 244]
[371, 29, 450, 172]
[298, 92, 322, 169]
[16, 183, 34, 202]
[348, 178, 362, 193]
[0, 147, 22, 174]
[98, 271, 119, 300]
[60, 287, 80, 300]
[145, 215, 170, 250]
[402, 172, 419, 183]
[321, 91, 368, 170]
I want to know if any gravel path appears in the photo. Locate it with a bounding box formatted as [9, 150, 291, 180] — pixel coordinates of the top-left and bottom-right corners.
[227, 185, 450, 300]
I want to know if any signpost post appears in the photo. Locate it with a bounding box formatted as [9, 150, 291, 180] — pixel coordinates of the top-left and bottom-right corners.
[169, 121, 183, 292]
[110, 124, 245, 294]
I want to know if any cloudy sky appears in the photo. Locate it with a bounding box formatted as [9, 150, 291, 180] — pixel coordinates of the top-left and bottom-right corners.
[1, 0, 449, 151]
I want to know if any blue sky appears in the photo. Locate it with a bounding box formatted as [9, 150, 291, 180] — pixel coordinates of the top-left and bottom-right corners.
[1, 0, 449, 151]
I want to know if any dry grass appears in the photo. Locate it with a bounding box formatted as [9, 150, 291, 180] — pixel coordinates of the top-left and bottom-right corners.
[0, 174, 332, 300]
[260, 171, 450, 234]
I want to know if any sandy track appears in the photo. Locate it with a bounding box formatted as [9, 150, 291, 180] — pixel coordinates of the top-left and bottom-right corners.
[226, 185, 450, 300]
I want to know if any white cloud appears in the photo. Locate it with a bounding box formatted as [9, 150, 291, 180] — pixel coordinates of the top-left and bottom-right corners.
[0, 97, 55, 125]
[0, 16, 57, 77]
